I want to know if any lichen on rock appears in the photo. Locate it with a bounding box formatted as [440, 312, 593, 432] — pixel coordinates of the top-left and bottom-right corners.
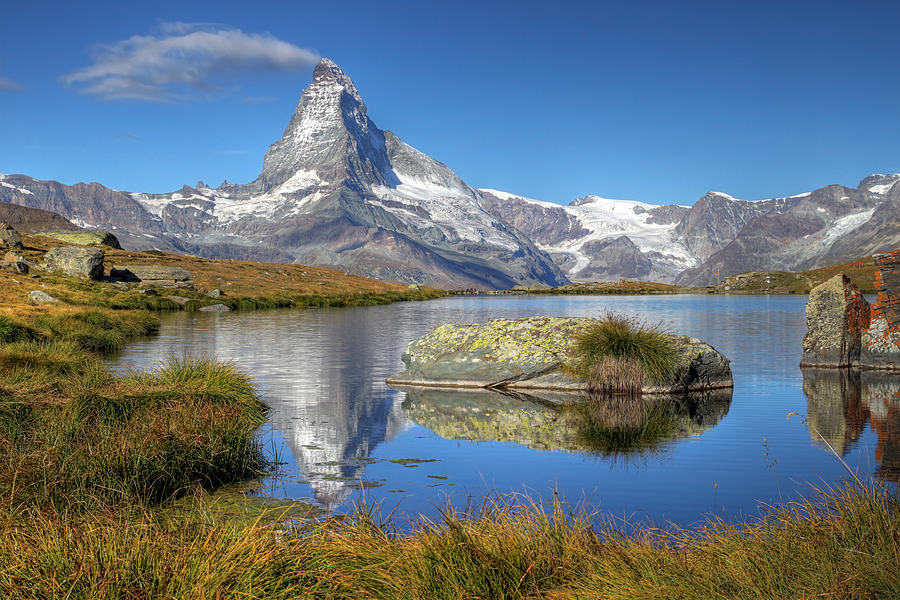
[387, 316, 732, 393]
[801, 274, 870, 368]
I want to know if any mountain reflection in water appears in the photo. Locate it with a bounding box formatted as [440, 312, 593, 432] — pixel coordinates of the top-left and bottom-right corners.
[803, 369, 900, 483]
[107, 295, 897, 526]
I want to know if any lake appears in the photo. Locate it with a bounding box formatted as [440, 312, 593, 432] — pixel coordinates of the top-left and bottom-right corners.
[107, 294, 899, 527]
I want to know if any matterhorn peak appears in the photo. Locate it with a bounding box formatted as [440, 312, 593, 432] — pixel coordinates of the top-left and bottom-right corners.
[254, 57, 390, 191]
[311, 58, 363, 105]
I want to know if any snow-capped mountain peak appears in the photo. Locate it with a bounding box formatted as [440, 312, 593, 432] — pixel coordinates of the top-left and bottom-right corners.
[122, 59, 567, 289]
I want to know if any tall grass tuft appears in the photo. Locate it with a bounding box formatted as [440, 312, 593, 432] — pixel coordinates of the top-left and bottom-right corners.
[0, 348, 267, 510]
[0, 315, 37, 344]
[572, 313, 679, 388]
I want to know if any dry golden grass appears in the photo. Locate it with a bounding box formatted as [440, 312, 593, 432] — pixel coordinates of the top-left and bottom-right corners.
[1, 233, 441, 316]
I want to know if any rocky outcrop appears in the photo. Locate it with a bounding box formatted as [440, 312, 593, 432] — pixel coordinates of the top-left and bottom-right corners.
[0, 223, 22, 249]
[802, 252, 900, 370]
[42, 246, 104, 280]
[110, 265, 194, 288]
[861, 250, 900, 369]
[40, 230, 121, 248]
[800, 274, 871, 367]
[386, 316, 732, 393]
[2, 250, 32, 274]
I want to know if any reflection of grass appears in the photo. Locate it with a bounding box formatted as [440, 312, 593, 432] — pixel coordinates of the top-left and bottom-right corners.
[564, 394, 680, 457]
[571, 314, 678, 391]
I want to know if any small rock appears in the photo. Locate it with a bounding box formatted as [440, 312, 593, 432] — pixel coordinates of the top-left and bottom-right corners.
[138, 288, 158, 296]
[29, 290, 59, 304]
[7, 261, 29, 274]
[43, 246, 105, 280]
[206, 288, 224, 298]
[110, 265, 194, 288]
[112, 281, 129, 291]
[199, 303, 231, 312]
[0, 223, 23, 249]
[167, 296, 190, 305]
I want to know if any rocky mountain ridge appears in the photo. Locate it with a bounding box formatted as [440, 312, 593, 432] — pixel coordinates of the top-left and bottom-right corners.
[479, 173, 899, 285]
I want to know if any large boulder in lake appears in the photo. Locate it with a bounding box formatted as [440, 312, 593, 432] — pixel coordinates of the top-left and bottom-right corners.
[800, 274, 870, 368]
[43, 246, 104, 280]
[802, 252, 900, 371]
[386, 316, 732, 394]
[110, 264, 194, 288]
[861, 249, 900, 369]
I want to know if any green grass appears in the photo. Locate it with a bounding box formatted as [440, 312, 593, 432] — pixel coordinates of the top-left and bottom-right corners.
[0, 311, 267, 512]
[572, 313, 680, 386]
[0, 314, 37, 344]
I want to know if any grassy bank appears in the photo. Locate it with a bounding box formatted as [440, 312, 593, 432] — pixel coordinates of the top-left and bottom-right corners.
[1, 232, 445, 318]
[0, 310, 267, 512]
[0, 483, 896, 599]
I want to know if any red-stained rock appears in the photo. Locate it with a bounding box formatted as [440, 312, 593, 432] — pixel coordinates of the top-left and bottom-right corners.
[801, 274, 871, 367]
[861, 250, 900, 369]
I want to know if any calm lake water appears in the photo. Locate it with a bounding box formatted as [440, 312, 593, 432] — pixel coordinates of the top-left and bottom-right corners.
[107, 295, 900, 527]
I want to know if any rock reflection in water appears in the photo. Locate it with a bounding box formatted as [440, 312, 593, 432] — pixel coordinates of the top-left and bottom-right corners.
[802, 369, 900, 482]
[398, 386, 732, 459]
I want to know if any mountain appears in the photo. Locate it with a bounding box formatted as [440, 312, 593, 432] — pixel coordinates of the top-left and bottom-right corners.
[674, 175, 899, 285]
[479, 189, 696, 282]
[0, 201, 82, 234]
[480, 174, 900, 285]
[2, 59, 898, 287]
[0, 59, 566, 290]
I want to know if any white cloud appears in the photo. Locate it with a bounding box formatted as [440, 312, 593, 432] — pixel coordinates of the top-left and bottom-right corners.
[0, 76, 22, 91]
[62, 23, 320, 102]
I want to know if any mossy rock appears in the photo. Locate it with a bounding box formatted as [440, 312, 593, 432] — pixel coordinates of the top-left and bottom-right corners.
[39, 230, 121, 248]
[386, 316, 732, 393]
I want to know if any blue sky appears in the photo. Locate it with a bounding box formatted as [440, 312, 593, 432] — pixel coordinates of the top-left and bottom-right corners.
[1, 0, 899, 205]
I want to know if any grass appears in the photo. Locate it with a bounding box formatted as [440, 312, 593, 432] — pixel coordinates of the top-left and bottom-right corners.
[0, 233, 446, 322]
[571, 313, 680, 389]
[0, 310, 267, 512]
[0, 482, 895, 598]
[541, 279, 691, 295]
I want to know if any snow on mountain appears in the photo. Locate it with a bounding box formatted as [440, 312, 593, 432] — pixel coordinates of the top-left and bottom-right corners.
[866, 174, 900, 195]
[126, 58, 566, 289]
[479, 189, 695, 282]
[820, 208, 876, 247]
